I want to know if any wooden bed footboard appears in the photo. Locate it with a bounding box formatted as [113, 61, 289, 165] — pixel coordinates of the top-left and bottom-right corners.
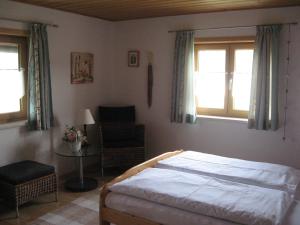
[99, 150, 183, 225]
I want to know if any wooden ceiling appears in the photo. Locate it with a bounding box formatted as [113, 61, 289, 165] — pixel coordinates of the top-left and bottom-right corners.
[11, 0, 300, 21]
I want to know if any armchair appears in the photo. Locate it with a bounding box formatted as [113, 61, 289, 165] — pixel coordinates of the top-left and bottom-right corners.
[99, 106, 145, 176]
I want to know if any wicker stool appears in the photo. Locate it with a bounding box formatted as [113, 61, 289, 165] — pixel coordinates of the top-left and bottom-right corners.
[0, 160, 58, 217]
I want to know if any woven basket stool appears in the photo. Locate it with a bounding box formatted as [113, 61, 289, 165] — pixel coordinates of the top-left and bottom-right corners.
[0, 160, 58, 217]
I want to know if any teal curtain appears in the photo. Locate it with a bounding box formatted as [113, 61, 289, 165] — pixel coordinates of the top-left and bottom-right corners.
[28, 24, 54, 130]
[248, 25, 281, 130]
[171, 31, 196, 123]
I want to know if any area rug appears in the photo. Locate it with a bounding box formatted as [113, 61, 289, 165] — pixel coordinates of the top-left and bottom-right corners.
[29, 193, 99, 225]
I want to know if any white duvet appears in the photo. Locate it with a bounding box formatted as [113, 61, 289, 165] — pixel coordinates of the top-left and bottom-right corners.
[110, 168, 293, 225]
[156, 151, 300, 194]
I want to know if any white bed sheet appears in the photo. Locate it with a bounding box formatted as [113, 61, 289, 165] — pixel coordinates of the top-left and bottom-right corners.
[105, 193, 300, 225]
[156, 151, 300, 193]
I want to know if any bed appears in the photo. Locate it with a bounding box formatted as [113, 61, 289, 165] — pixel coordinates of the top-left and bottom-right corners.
[99, 150, 300, 225]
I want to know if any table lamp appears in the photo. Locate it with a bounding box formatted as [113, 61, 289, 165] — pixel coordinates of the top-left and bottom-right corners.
[76, 108, 95, 142]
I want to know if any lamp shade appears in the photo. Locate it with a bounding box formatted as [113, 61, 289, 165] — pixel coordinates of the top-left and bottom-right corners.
[76, 108, 95, 125]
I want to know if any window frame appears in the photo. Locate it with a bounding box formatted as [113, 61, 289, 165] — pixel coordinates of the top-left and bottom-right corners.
[0, 28, 28, 124]
[194, 37, 255, 118]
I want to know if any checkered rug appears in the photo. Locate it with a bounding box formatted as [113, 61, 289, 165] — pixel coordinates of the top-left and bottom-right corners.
[29, 194, 99, 225]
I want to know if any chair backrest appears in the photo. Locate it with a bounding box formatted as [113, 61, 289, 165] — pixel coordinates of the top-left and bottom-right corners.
[98, 105, 135, 124]
[98, 106, 137, 142]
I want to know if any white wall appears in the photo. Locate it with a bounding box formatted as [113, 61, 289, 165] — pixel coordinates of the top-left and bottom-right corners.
[0, 0, 115, 174]
[1, 1, 300, 172]
[112, 7, 300, 168]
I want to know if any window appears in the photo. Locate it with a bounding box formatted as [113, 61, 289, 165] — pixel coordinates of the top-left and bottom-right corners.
[194, 37, 254, 118]
[0, 32, 28, 124]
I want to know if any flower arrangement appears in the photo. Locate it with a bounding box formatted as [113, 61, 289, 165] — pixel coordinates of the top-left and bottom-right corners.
[63, 126, 86, 143]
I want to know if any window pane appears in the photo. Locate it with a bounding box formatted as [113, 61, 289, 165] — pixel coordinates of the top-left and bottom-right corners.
[0, 45, 18, 69]
[232, 49, 253, 111]
[196, 50, 226, 109]
[0, 45, 23, 114]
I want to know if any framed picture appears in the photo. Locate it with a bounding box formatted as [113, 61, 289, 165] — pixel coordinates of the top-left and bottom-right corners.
[128, 50, 139, 67]
[71, 52, 94, 84]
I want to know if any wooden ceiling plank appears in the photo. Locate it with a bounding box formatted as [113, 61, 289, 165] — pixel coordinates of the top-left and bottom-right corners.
[10, 0, 300, 21]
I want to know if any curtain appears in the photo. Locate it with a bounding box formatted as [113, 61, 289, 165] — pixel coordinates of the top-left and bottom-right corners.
[28, 24, 54, 130]
[171, 31, 196, 123]
[248, 25, 281, 130]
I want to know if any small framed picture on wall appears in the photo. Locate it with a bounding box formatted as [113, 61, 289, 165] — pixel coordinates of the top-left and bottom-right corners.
[128, 50, 139, 67]
[71, 52, 94, 84]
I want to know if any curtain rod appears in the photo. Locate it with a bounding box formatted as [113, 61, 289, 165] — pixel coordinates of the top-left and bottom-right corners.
[168, 22, 298, 33]
[0, 17, 59, 28]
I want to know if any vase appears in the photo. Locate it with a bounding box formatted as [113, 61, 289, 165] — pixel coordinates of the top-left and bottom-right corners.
[68, 141, 82, 152]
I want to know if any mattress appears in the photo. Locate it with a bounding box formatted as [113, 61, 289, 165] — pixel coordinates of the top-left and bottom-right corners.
[105, 192, 300, 225]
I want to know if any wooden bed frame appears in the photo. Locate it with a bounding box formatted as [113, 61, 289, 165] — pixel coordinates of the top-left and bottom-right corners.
[99, 150, 183, 225]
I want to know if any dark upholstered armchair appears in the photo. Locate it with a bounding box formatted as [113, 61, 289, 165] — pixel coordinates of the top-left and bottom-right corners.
[99, 106, 145, 176]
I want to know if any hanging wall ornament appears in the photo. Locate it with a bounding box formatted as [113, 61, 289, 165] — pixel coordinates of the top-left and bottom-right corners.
[283, 24, 291, 141]
[147, 52, 153, 108]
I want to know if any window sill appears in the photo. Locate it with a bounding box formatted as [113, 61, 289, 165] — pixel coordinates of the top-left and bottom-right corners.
[197, 115, 247, 123]
[0, 120, 27, 130]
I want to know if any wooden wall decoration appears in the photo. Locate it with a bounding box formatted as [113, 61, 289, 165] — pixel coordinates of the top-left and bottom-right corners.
[147, 52, 153, 108]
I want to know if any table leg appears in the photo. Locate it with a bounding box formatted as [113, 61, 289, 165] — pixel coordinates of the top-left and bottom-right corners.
[64, 157, 98, 192]
[79, 157, 84, 187]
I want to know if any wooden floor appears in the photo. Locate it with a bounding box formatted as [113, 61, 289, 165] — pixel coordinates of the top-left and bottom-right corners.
[0, 171, 113, 225]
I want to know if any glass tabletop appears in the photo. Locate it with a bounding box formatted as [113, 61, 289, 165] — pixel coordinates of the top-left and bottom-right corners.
[55, 143, 100, 157]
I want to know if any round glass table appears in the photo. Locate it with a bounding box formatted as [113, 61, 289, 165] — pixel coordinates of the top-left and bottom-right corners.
[55, 143, 99, 192]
